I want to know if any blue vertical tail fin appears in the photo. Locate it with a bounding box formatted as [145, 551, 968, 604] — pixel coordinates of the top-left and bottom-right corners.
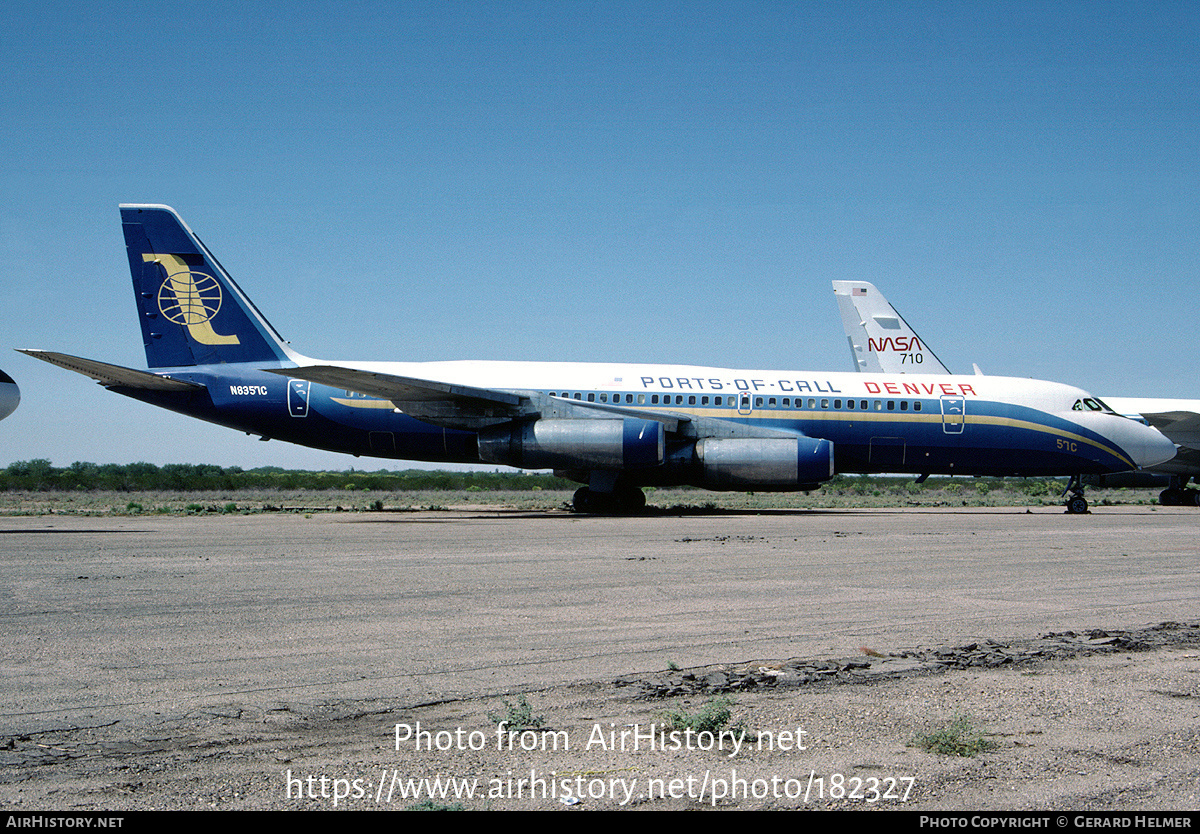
[121, 204, 296, 369]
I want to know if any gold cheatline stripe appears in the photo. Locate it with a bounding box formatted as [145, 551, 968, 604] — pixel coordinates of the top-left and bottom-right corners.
[637, 407, 1135, 469]
[331, 397, 396, 410]
[327, 397, 1136, 469]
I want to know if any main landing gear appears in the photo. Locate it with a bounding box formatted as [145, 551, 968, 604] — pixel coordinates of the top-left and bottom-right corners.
[571, 470, 649, 515]
[1159, 476, 1200, 506]
[1064, 474, 1089, 514]
[572, 485, 647, 514]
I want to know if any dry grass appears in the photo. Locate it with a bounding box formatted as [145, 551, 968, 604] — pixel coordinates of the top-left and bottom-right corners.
[0, 483, 1161, 516]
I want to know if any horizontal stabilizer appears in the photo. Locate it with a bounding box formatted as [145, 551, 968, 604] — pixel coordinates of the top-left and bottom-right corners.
[17, 350, 204, 391]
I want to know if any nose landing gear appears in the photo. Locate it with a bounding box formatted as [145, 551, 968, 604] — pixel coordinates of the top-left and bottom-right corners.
[1064, 474, 1089, 514]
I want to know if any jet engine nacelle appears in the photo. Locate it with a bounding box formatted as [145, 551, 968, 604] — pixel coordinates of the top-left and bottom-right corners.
[695, 436, 834, 490]
[477, 418, 665, 471]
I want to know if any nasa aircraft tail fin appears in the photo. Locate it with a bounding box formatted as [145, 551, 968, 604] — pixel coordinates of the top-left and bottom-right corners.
[120, 204, 297, 369]
[831, 281, 951, 375]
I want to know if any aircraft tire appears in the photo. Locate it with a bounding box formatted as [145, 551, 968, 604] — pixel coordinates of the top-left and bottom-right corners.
[572, 487, 594, 513]
[572, 486, 646, 515]
[1066, 495, 1089, 514]
[616, 486, 647, 513]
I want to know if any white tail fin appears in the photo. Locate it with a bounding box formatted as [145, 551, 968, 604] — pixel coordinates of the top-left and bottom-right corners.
[831, 281, 952, 374]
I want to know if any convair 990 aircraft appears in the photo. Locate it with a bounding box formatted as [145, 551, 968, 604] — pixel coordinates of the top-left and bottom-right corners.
[20, 205, 1175, 513]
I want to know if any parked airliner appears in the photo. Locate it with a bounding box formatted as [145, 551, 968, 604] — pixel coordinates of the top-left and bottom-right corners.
[832, 280, 1195, 506]
[18, 205, 1175, 513]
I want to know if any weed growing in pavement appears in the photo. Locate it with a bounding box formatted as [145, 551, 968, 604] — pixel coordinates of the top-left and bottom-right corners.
[911, 714, 998, 757]
[487, 695, 545, 731]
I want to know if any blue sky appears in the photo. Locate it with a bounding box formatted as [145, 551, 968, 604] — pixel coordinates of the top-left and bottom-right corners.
[2, 1, 1198, 470]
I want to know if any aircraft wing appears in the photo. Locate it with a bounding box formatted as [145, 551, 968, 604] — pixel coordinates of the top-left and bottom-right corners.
[832, 281, 952, 374]
[1133, 411, 1200, 448]
[1101, 397, 1200, 450]
[273, 365, 694, 433]
[275, 365, 525, 407]
[270, 365, 531, 430]
[17, 350, 204, 391]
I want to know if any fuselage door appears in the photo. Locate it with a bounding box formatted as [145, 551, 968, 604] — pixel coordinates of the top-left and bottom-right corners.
[288, 379, 311, 417]
[941, 395, 965, 434]
[738, 391, 753, 416]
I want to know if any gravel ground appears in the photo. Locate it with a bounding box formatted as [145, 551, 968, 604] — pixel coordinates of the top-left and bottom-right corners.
[4, 624, 1198, 811]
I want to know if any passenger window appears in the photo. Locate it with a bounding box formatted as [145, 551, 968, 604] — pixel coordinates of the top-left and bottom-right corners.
[637, 394, 645, 404]
[651, 395, 659, 404]
[887, 401, 895, 410]
[689, 395, 696, 405]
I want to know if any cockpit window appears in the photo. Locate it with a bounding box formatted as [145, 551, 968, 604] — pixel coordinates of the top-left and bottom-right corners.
[1072, 398, 1118, 414]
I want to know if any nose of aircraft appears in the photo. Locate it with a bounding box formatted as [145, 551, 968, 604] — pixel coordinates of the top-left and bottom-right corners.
[0, 371, 18, 421]
[1113, 418, 1177, 470]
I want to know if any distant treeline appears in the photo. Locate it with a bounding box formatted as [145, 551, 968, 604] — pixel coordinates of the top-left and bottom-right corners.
[0, 460, 578, 492]
[1, 459, 1065, 496]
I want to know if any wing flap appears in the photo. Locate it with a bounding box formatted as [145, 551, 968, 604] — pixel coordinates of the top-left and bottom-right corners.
[547, 395, 688, 434]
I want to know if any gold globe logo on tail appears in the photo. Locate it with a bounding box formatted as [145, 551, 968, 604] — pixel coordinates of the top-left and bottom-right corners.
[144, 254, 240, 345]
[159, 271, 222, 324]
